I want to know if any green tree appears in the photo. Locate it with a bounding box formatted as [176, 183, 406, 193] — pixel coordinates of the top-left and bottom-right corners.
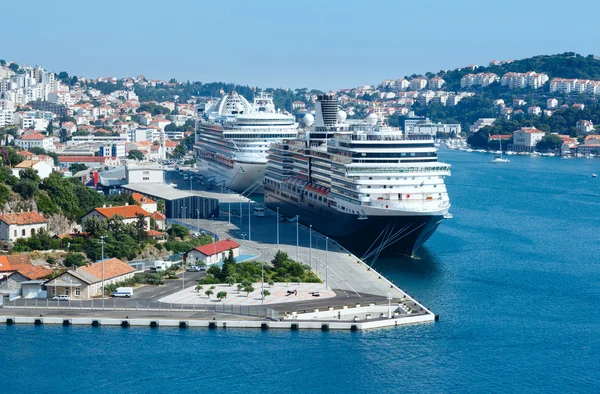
[205, 289, 213, 298]
[267, 279, 274, 288]
[127, 150, 144, 161]
[46, 121, 53, 135]
[69, 163, 88, 173]
[243, 283, 254, 297]
[168, 224, 189, 239]
[226, 276, 236, 287]
[0, 183, 10, 205]
[195, 284, 203, 292]
[271, 250, 289, 270]
[64, 253, 87, 267]
[262, 290, 270, 297]
[536, 134, 563, 152]
[13, 179, 38, 199]
[216, 291, 227, 301]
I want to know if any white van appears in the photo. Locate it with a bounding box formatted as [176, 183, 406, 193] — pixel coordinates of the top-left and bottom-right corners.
[111, 287, 133, 298]
[253, 206, 265, 217]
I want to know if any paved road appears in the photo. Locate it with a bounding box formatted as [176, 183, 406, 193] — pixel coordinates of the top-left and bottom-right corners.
[132, 270, 206, 301]
[178, 208, 412, 304]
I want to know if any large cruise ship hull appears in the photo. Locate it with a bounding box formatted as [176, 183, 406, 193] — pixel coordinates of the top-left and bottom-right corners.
[265, 190, 444, 258]
[199, 158, 265, 194]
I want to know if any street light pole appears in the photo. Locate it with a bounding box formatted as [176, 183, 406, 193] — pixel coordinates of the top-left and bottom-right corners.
[325, 236, 329, 289]
[309, 225, 312, 270]
[276, 207, 279, 250]
[296, 215, 299, 261]
[99, 235, 106, 298]
[248, 200, 251, 242]
[261, 260, 264, 304]
[211, 215, 215, 256]
[196, 209, 199, 233]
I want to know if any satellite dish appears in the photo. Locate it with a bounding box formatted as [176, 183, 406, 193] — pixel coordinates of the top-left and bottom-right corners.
[337, 110, 347, 123]
[367, 113, 378, 126]
[303, 113, 314, 127]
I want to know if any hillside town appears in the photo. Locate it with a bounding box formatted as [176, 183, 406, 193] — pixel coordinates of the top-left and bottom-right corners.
[3, 52, 600, 300]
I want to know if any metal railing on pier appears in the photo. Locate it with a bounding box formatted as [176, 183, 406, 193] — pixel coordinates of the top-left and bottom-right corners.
[1, 298, 279, 320]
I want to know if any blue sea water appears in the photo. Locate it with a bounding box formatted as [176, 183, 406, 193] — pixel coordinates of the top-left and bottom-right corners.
[2, 150, 600, 393]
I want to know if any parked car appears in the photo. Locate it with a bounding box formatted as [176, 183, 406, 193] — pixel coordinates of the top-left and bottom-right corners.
[52, 295, 71, 301]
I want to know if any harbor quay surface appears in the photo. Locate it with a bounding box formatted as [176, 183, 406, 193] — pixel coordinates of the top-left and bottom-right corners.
[176, 195, 435, 316]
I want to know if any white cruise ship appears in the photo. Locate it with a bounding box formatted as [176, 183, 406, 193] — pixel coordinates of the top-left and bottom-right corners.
[264, 94, 452, 257]
[194, 91, 298, 193]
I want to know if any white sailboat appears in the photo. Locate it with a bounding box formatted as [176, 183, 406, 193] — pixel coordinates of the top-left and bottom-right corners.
[490, 137, 510, 163]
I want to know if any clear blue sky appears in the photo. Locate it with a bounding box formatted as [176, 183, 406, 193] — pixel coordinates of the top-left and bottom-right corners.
[3, 0, 600, 90]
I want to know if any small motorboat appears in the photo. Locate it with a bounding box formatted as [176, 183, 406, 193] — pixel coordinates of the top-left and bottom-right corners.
[592, 174, 597, 178]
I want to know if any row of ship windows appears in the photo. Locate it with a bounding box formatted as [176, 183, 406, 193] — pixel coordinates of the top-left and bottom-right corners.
[222, 134, 295, 139]
[362, 184, 439, 189]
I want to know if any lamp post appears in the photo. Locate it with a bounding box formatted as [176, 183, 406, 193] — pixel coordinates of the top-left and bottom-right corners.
[99, 235, 106, 299]
[387, 293, 393, 318]
[325, 236, 329, 289]
[309, 225, 313, 269]
[239, 201, 242, 226]
[261, 259, 264, 304]
[228, 190, 231, 224]
[241, 233, 246, 248]
[196, 209, 200, 233]
[248, 200, 252, 242]
[211, 215, 215, 256]
[181, 205, 186, 227]
[276, 207, 279, 250]
[296, 215, 299, 261]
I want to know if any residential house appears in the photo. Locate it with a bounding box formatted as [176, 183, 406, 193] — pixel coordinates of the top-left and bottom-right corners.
[0, 212, 48, 242]
[510, 127, 545, 152]
[81, 205, 151, 231]
[15, 132, 54, 151]
[576, 120, 594, 134]
[184, 239, 240, 265]
[151, 211, 166, 231]
[45, 258, 135, 299]
[546, 98, 558, 109]
[0, 255, 52, 297]
[131, 193, 157, 213]
[11, 159, 53, 179]
[527, 106, 541, 116]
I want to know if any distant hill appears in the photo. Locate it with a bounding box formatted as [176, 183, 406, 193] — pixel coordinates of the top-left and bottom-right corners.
[438, 52, 600, 91]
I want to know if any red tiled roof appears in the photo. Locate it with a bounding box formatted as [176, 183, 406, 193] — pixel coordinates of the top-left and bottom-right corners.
[192, 239, 240, 257]
[80, 258, 135, 280]
[58, 156, 116, 163]
[132, 193, 156, 205]
[94, 205, 150, 219]
[0, 256, 11, 271]
[151, 211, 166, 221]
[146, 230, 164, 237]
[0, 255, 51, 279]
[19, 133, 46, 140]
[0, 212, 47, 225]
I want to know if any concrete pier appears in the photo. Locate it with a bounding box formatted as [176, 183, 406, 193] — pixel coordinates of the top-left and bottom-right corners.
[0, 169, 436, 331]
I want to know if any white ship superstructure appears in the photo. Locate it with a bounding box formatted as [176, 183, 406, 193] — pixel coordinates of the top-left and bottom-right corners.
[264, 94, 452, 257]
[194, 91, 298, 192]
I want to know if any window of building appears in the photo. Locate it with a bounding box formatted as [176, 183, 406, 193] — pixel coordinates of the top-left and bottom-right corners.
[75, 287, 81, 296]
[143, 177, 150, 181]
[65, 288, 69, 296]
[14, 230, 16, 237]
[31, 228, 36, 235]
[22, 229, 25, 236]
